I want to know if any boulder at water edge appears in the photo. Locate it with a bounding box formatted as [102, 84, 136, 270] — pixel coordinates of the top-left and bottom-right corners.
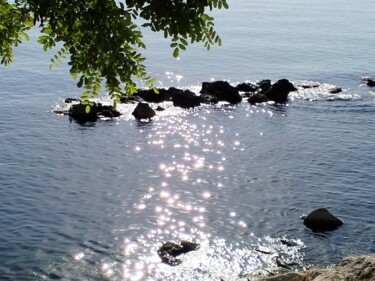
[200, 81, 242, 104]
[303, 208, 343, 232]
[132, 102, 156, 119]
[256, 255, 375, 281]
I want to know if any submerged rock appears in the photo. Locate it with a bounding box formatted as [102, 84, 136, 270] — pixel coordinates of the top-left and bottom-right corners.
[200, 81, 242, 104]
[303, 208, 343, 232]
[157, 241, 200, 266]
[328, 86, 342, 94]
[247, 93, 270, 104]
[132, 102, 156, 119]
[256, 255, 375, 281]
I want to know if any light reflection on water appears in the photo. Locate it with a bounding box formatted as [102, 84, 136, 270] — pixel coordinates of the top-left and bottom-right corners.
[2, 81, 373, 281]
[34, 106, 309, 281]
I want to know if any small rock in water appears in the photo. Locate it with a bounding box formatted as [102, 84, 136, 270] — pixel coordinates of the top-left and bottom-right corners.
[132, 102, 156, 120]
[64, 98, 80, 103]
[328, 86, 342, 94]
[157, 240, 200, 266]
[363, 77, 375, 87]
[303, 208, 343, 232]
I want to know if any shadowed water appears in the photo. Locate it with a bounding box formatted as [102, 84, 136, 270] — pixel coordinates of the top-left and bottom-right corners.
[0, 0, 375, 280]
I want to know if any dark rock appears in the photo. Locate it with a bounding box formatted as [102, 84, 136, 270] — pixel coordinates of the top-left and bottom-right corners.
[200, 81, 242, 104]
[200, 94, 219, 104]
[247, 93, 269, 104]
[263, 79, 297, 103]
[236, 82, 259, 92]
[329, 86, 342, 94]
[303, 208, 343, 232]
[300, 84, 319, 89]
[69, 103, 98, 122]
[65, 98, 80, 103]
[132, 102, 156, 119]
[120, 95, 143, 104]
[155, 106, 165, 111]
[157, 241, 200, 266]
[172, 90, 201, 108]
[136, 88, 171, 103]
[257, 79, 272, 89]
[364, 78, 375, 87]
[97, 103, 121, 118]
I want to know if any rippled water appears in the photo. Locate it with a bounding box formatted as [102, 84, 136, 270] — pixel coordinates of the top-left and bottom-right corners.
[1, 0, 375, 280]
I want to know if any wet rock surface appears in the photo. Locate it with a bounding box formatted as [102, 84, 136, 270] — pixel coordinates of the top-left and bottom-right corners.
[157, 241, 200, 266]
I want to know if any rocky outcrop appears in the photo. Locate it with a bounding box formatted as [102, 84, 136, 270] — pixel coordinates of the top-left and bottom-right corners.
[256, 255, 375, 281]
[132, 102, 156, 119]
[97, 104, 121, 118]
[303, 208, 343, 232]
[135, 88, 173, 103]
[200, 81, 242, 104]
[69, 102, 121, 122]
[69, 103, 98, 122]
[248, 79, 297, 104]
[172, 89, 201, 109]
[236, 82, 259, 92]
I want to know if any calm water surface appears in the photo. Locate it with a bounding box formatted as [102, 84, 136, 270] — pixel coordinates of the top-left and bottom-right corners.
[0, 0, 374, 280]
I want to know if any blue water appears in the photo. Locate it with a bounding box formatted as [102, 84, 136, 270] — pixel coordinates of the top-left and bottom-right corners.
[0, 1, 375, 280]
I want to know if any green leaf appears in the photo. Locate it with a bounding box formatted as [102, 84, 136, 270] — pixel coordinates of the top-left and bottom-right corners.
[173, 47, 179, 58]
[180, 38, 188, 46]
[85, 105, 91, 114]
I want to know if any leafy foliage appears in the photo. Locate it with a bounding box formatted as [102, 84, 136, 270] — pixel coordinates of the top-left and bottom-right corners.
[0, 0, 228, 104]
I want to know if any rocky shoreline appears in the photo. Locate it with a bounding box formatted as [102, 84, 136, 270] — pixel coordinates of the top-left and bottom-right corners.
[253, 255, 375, 281]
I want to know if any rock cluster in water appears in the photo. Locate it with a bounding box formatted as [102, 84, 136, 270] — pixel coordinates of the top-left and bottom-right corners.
[128, 78, 297, 120]
[57, 75, 375, 122]
[59, 78, 302, 122]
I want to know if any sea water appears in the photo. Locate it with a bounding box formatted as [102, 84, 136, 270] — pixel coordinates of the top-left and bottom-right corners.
[0, 0, 374, 280]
